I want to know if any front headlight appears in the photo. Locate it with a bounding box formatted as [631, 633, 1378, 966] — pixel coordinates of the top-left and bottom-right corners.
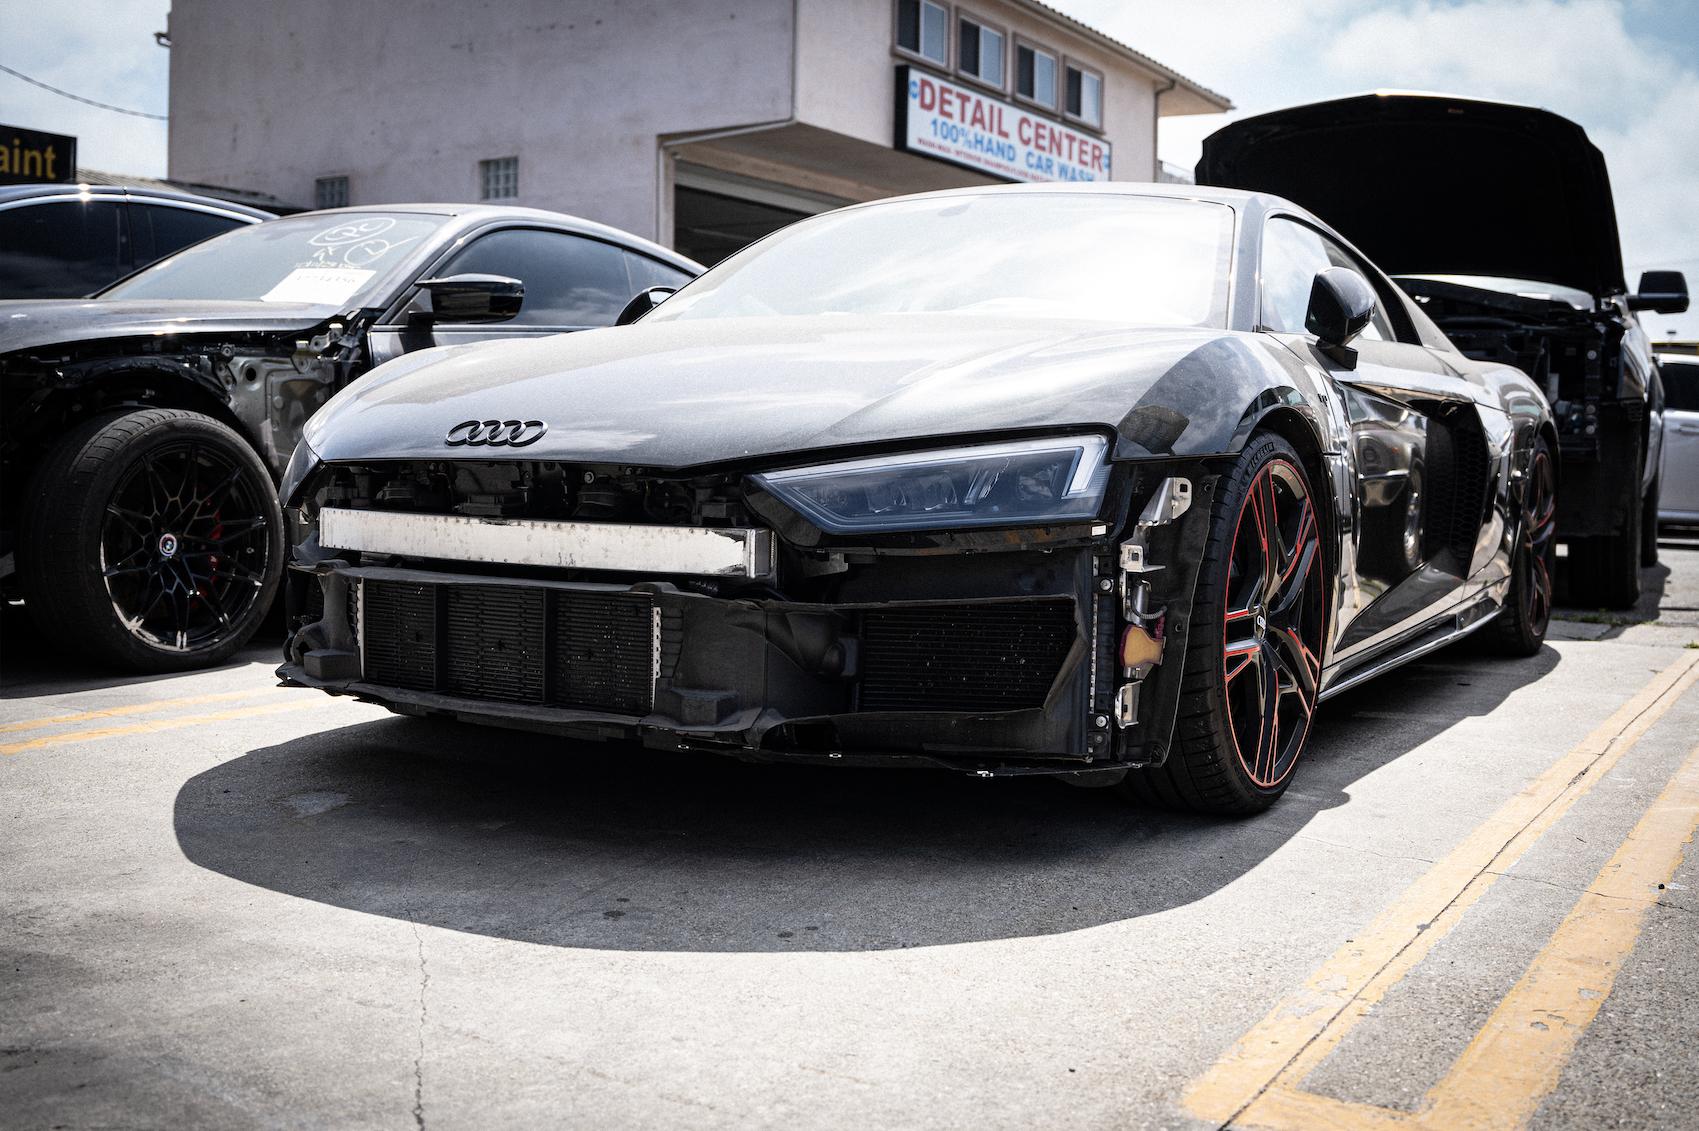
[752, 434, 1111, 533]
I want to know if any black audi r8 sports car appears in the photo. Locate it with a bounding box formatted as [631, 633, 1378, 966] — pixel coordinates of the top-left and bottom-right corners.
[278, 184, 1556, 813]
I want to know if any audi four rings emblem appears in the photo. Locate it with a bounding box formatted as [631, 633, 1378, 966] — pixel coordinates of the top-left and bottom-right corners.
[444, 419, 548, 447]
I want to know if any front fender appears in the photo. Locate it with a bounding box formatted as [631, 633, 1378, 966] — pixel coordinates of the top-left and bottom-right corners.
[1113, 335, 1327, 460]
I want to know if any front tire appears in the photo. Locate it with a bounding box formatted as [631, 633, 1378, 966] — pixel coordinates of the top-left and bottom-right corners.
[1120, 435, 1326, 814]
[18, 408, 282, 672]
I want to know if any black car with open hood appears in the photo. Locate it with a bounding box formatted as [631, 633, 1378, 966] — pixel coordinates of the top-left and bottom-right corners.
[1200, 92, 1690, 607]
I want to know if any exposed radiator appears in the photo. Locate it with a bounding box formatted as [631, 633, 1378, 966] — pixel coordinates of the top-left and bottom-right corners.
[857, 601, 1076, 713]
[359, 579, 654, 715]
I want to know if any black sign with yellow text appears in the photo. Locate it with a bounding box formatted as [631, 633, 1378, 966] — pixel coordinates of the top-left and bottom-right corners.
[0, 124, 77, 185]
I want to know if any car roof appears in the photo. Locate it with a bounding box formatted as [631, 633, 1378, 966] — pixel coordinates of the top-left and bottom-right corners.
[0, 181, 273, 219]
[292, 203, 703, 273]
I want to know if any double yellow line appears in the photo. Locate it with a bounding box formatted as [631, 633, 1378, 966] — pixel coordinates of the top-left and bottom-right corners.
[1185, 650, 1699, 1130]
[1, 688, 315, 755]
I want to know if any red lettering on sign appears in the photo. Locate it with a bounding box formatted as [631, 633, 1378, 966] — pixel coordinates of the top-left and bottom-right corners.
[918, 76, 936, 111]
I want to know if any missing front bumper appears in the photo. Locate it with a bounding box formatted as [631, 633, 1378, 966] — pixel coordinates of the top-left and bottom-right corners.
[282, 554, 1100, 766]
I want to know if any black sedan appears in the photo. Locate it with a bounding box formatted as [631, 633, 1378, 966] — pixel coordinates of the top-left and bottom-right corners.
[0, 205, 700, 671]
[0, 182, 271, 299]
[278, 185, 1556, 813]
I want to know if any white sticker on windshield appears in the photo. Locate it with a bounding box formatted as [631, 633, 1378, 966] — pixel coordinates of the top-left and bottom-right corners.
[261, 267, 376, 304]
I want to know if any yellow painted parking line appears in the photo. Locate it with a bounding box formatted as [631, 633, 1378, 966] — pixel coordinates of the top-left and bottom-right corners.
[1422, 740, 1699, 1129]
[0, 700, 316, 755]
[0, 689, 265, 734]
[1216, 739, 1699, 1131]
[1185, 648, 1699, 1127]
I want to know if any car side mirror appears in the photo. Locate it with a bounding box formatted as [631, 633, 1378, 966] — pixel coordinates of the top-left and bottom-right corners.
[414, 274, 524, 324]
[1306, 266, 1377, 369]
[615, 286, 677, 326]
[1629, 270, 1689, 315]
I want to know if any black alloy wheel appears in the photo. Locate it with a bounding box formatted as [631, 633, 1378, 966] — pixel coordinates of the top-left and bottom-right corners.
[1489, 438, 1556, 656]
[1219, 457, 1327, 790]
[19, 408, 282, 672]
[1121, 433, 1327, 814]
[100, 440, 272, 651]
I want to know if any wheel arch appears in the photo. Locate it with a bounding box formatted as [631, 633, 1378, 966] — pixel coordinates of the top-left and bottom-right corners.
[1243, 404, 1339, 626]
[29, 360, 260, 471]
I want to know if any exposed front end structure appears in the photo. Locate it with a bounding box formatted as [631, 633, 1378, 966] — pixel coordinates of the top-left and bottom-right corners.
[279, 457, 1213, 775]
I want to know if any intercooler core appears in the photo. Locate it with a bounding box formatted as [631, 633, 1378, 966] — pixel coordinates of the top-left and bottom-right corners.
[359, 578, 657, 714]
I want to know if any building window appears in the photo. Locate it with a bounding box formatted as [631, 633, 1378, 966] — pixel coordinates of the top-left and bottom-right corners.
[1015, 42, 1056, 109]
[896, 0, 948, 67]
[480, 156, 519, 201]
[1065, 62, 1103, 128]
[957, 14, 1004, 87]
[314, 176, 349, 210]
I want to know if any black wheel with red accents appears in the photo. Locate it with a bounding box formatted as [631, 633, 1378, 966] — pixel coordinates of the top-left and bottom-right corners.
[1487, 436, 1556, 657]
[18, 408, 282, 672]
[1120, 433, 1327, 814]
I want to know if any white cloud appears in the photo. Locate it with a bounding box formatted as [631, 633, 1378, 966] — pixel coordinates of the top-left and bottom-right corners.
[0, 0, 170, 176]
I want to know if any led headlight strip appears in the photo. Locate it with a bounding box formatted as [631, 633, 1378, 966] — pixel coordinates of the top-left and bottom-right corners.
[753, 434, 1111, 533]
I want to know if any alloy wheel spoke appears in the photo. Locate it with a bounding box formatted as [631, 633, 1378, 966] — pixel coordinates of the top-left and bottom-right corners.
[1252, 640, 1280, 781]
[1255, 472, 1282, 600]
[182, 465, 244, 529]
[1270, 532, 1317, 620]
[1225, 638, 1260, 682]
[180, 515, 267, 545]
[142, 453, 174, 517]
[1269, 625, 1319, 702]
[104, 504, 153, 543]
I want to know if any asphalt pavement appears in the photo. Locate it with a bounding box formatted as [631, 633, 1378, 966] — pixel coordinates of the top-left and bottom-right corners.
[3, 542, 1698, 1130]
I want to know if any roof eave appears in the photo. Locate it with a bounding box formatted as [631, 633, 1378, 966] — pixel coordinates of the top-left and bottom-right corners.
[1009, 0, 1232, 113]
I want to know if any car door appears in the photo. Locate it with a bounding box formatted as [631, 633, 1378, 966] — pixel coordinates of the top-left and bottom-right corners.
[1660, 358, 1699, 519]
[1259, 216, 1493, 661]
[369, 226, 640, 362]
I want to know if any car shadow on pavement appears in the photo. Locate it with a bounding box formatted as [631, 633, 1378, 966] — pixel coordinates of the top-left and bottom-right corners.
[0, 603, 285, 701]
[174, 645, 1559, 953]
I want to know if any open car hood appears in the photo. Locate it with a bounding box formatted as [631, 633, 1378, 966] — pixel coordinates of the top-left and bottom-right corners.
[1196, 92, 1625, 299]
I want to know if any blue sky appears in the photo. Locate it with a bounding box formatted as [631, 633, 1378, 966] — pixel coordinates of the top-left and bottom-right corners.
[2, 0, 1695, 336]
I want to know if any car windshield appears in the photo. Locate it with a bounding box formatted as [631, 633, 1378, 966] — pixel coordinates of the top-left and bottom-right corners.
[648, 193, 1235, 327]
[101, 212, 449, 305]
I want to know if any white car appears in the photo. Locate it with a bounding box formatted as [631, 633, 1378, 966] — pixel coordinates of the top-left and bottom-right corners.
[1658, 347, 1699, 528]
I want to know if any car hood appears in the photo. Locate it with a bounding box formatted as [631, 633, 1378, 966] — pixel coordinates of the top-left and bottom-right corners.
[305, 314, 1274, 469]
[1197, 92, 1625, 298]
[0, 298, 342, 355]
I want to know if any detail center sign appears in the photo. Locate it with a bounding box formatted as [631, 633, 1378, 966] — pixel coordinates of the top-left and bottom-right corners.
[895, 66, 1110, 183]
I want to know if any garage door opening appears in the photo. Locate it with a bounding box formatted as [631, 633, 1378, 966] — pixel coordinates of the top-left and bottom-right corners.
[672, 186, 810, 267]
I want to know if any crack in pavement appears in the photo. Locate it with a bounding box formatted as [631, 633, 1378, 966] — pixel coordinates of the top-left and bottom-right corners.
[409, 919, 429, 1131]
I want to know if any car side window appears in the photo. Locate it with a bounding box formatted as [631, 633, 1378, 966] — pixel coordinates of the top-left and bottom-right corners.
[1261, 218, 1388, 342]
[1314, 231, 1396, 343]
[0, 200, 125, 299]
[133, 204, 247, 266]
[438, 228, 632, 327]
[1663, 362, 1699, 412]
[625, 253, 693, 294]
